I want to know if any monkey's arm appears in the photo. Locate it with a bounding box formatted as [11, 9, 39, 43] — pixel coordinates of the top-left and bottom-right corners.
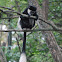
[36, 14, 38, 20]
[34, 13, 38, 20]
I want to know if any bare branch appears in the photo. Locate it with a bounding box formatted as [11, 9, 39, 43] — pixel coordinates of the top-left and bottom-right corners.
[0, 9, 36, 19]
[0, 6, 14, 11]
[0, 16, 19, 19]
[39, 18, 62, 30]
[0, 28, 62, 32]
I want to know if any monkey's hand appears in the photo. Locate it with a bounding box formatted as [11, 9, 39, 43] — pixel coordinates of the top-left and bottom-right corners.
[20, 14, 24, 18]
[35, 15, 38, 20]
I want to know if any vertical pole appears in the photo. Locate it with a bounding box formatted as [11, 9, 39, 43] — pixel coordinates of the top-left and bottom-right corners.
[8, 19, 12, 50]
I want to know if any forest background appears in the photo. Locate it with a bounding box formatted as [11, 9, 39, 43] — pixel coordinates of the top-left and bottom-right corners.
[0, 0, 62, 62]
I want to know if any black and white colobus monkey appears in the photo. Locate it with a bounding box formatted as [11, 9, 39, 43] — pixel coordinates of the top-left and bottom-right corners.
[18, 5, 38, 62]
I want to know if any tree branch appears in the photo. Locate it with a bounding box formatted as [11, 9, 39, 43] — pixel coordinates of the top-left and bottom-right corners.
[0, 8, 62, 31]
[0, 28, 62, 32]
[39, 18, 62, 30]
[0, 6, 14, 11]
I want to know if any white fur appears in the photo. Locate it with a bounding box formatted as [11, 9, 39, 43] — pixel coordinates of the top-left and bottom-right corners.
[27, 9, 31, 15]
[17, 17, 22, 30]
[17, 17, 24, 34]
[19, 53, 27, 62]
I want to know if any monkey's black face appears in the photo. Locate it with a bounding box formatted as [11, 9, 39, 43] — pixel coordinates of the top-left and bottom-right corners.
[27, 9, 36, 15]
[27, 5, 37, 16]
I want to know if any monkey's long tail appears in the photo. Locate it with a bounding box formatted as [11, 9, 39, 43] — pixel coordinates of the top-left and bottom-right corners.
[19, 32, 27, 62]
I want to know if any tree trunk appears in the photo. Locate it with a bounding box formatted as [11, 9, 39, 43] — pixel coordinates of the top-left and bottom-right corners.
[28, 0, 62, 62]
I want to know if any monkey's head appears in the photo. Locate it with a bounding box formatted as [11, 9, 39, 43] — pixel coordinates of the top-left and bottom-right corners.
[27, 6, 37, 15]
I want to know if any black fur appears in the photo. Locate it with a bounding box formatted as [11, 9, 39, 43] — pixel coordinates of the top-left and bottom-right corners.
[19, 5, 38, 29]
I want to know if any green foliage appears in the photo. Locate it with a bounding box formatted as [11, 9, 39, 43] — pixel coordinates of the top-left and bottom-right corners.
[0, 0, 62, 62]
[5, 47, 20, 62]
